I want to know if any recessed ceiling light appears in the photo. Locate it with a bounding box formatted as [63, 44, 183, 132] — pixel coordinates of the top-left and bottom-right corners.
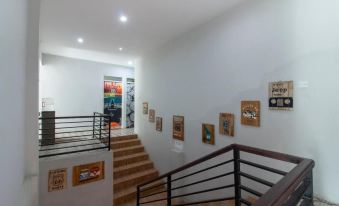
[128, 61, 133, 65]
[119, 47, 123, 51]
[77, 38, 84, 44]
[120, 15, 128, 23]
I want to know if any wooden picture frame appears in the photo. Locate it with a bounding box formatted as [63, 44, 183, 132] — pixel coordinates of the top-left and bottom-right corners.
[156, 117, 162, 132]
[269, 81, 293, 110]
[219, 113, 235, 137]
[48, 168, 67, 192]
[73, 161, 105, 186]
[202, 124, 215, 145]
[173, 115, 184, 141]
[143, 102, 149, 114]
[241, 101, 260, 127]
[149, 109, 155, 123]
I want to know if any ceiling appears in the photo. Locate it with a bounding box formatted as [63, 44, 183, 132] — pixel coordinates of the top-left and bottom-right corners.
[40, 0, 244, 66]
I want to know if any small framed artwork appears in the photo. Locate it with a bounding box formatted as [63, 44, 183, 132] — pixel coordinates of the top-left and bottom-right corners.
[73, 161, 105, 186]
[202, 124, 215, 145]
[173, 115, 184, 141]
[269, 81, 293, 110]
[241, 101, 260, 127]
[156, 117, 162, 132]
[48, 168, 67, 192]
[219, 113, 235, 137]
[143, 102, 149, 114]
[149, 109, 155, 122]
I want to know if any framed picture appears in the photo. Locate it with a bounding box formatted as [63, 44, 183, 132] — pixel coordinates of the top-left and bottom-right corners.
[241, 101, 260, 127]
[202, 124, 215, 145]
[156, 117, 162, 132]
[48, 168, 67, 192]
[219, 113, 235, 137]
[143, 102, 149, 114]
[149, 109, 155, 122]
[73, 161, 105, 186]
[173, 116, 184, 141]
[269, 81, 293, 110]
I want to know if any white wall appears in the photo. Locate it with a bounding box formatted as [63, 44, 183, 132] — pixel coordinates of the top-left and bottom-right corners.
[39, 54, 134, 127]
[0, 0, 40, 206]
[136, 0, 339, 203]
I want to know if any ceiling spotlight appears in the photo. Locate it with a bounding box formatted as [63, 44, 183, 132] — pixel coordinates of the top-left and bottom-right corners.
[119, 47, 123, 51]
[120, 15, 128, 23]
[128, 61, 133, 65]
[77, 38, 84, 44]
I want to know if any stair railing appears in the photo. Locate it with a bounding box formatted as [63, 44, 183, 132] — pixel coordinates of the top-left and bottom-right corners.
[136, 144, 314, 206]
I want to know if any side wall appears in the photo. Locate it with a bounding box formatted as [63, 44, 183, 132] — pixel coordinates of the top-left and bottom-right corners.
[135, 0, 339, 203]
[39, 54, 134, 127]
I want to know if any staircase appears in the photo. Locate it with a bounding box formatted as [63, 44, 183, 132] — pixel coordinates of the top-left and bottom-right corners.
[112, 134, 161, 206]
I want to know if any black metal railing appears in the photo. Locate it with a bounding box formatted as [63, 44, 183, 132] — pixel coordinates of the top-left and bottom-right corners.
[137, 144, 314, 206]
[38, 112, 111, 158]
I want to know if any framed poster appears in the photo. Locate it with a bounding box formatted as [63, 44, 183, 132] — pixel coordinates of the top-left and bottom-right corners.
[149, 109, 155, 123]
[143, 102, 148, 115]
[48, 168, 67, 192]
[269, 81, 293, 110]
[219, 113, 235, 137]
[241, 101, 260, 127]
[156, 117, 162, 132]
[173, 116, 184, 141]
[73, 161, 105, 186]
[202, 124, 215, 145]
[104, 77, 122, 128]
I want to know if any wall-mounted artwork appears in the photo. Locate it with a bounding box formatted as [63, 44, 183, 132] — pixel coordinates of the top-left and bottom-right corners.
[202, 124, 215, 145]
[156, 117, 162, 132]
[126, 78, 135, 128]
[219, 113, 235, 137]
[269, 81, 293, 110]
[73, 161, 105, 186]
[143, 102, 148, 115]
[104, 77, 122, 128]
[173, 116, 184, 141]
[149, 109, 155, 123]
[241, 101, 260, 127]
[48, 168, 67, 192]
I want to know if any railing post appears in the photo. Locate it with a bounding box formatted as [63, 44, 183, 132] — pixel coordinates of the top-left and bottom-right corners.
[92, 112, 96, 139]
[108, 116, 111, 151]
[167, 175, 172, 206]
[137, 186, 140, 206]
[303, 171, 314, 206]
[233, 147, 241, 206]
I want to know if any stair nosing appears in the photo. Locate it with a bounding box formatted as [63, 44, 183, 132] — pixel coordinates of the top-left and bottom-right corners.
[114, 160, 153, 172]
[114, 168, 158, 185]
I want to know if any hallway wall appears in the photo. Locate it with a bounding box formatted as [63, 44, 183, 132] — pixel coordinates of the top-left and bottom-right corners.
[135, 0, 339, 203]
[39, 54, 134, 127]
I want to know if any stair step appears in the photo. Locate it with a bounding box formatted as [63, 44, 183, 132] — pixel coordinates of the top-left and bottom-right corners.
[114, 169, 159, 192]
[111, 139, 141, 149]
[111, 134, 138, 142]
[113, 145, 145, 158]
[114, 160, 154, 179]
[114, 152, 149, 168]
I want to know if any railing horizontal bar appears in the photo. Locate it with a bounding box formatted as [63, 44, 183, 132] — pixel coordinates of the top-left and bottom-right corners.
[140, 182, 167, 193]
[39, 142, 104, 152]
[40, 129, 94, 135]
[44, 134, 94, 139]
[240, 185, 263, 197]
[239, 172, 274, 187]
[139, 144, 234, 187]
[139, 189, 167, 199]
[172, 171, 234, 191]
[39, 125, 94, 130]
[172, 159, 234, 182]
[239, 159, 287, 176]
[139, 197, 167, 205]
[39, 115, 109, 120]
[172, 197, 235, 206]
[40, 120, 94, 125]
[39, 146, 109, 158]
[39, 138, 97, 146]
[171, 184, 235, 199]
[240, 198, 252, 206]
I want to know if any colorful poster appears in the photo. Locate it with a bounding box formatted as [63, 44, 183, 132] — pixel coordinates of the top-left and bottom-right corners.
[156, 117, 162, 132]
[269, 81, 293, 110]
[149, 109, 155, 123]
[48, 168, 67, 192]
[202, 124, 215, 145]
[241, 101, 260, 127]
[73, 161, 105, 186]
[219, 113, 235, 137]
[173, 116, 184, 141]
[104, 78, 122, 128]
[126, 79, 135, 128]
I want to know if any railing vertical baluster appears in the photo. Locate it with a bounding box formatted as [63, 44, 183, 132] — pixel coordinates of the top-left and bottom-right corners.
[92, 112, 96, 138]
[234, 148, 241, 206]
[108, 116, 111, 151]
[137, 186, 140, 206]
[303, 171, 314, 205]
[167, 175, 172, 206]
